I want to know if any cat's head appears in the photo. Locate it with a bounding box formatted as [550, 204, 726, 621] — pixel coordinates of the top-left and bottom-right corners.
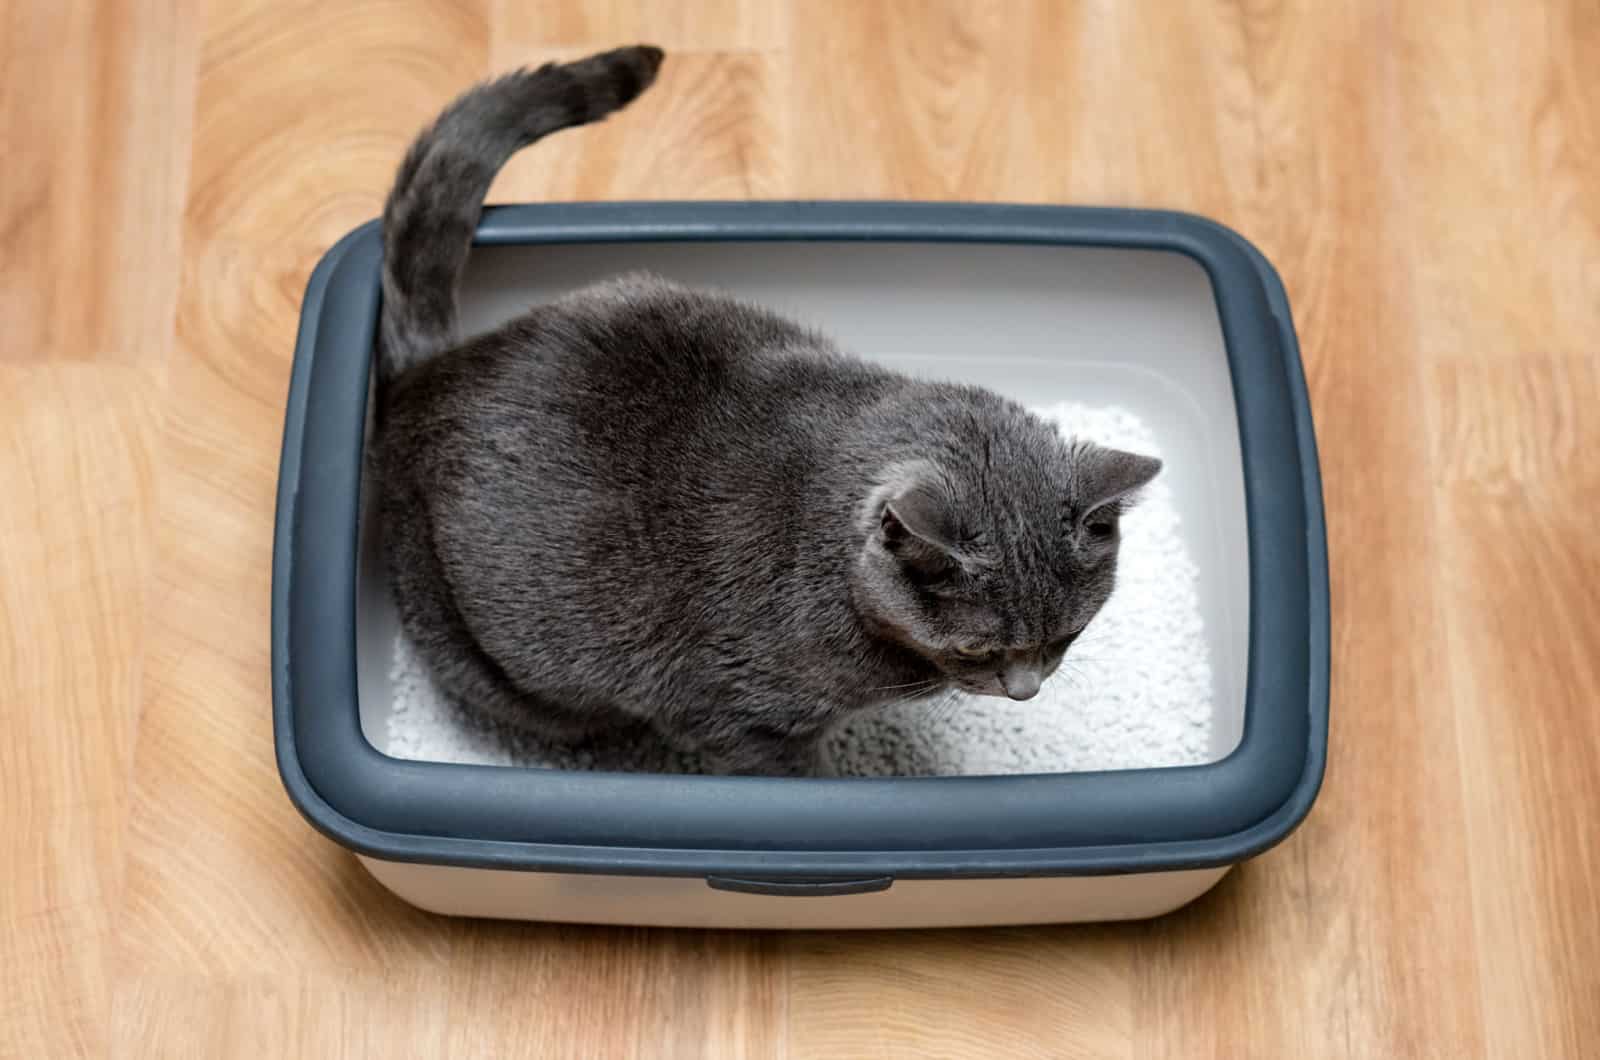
[850, 418, 1160, 701]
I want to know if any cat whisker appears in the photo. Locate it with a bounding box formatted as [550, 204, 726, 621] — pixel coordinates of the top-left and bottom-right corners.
[906, 688, 957, 713]
[869, 679, 944, 694]
[1053, 664, 1097, 695]
[926, 692, 961, 714]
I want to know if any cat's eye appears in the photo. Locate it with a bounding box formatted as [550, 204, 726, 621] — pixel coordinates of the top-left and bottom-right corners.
[1083, 502, 1123, 540]
[952, 644, 993, 659]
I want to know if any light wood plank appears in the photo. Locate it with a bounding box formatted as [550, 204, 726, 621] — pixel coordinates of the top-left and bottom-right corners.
[786, 927, 1132, 1060]
[1396, 3, 1600, 1052]
[0, 0, 195, 367]
[0, 366, 158, 1057]
[1429, 356, 1600, 1057]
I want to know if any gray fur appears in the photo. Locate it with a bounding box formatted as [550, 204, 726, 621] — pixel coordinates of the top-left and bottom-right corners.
[373, 46, 1161, 775]
[378, 45, 665, 387]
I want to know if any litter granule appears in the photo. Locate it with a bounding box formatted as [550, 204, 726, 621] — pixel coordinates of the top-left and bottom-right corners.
[384, 402, 1213, 776]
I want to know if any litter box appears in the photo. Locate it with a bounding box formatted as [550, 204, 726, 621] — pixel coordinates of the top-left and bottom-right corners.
[272, 202, 1328, 929]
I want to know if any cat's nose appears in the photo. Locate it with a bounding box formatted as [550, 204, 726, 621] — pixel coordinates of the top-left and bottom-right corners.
[1002, 668, 1041, 701]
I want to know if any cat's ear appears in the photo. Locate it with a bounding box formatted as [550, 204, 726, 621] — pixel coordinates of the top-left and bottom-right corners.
[1073, 445, 1162, 536]
[861, 464, 967, 584]
[879, 486, 963, 584]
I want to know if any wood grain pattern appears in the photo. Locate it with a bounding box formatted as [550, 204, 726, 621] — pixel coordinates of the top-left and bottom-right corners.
[1428, 355, 1600, 1057]
[3, 1, 1598, 1056]
[1, 366, 157, 1057]
[0, 1, 195, 367]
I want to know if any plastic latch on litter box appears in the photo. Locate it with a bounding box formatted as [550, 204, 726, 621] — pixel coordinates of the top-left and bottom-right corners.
[705, 876, 895, 897]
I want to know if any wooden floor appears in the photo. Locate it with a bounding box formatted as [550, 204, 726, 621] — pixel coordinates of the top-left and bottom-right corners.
[5, 1, 1599, 1055]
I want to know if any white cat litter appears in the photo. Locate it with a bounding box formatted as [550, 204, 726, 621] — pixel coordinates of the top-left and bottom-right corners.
[384, 402, 1213, 776]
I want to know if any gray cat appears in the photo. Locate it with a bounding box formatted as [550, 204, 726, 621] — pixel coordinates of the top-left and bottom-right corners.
[373, 45, 1161, 776]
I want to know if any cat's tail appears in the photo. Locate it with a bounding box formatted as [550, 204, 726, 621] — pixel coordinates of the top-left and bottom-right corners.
[377, 45, 665, 388]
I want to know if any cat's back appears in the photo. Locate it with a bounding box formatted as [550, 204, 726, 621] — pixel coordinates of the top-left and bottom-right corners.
[382, 274, 888, 488]
[536, 272, 880, 428]
[376, 273, 893, 682]
[377, 274, 903, 593]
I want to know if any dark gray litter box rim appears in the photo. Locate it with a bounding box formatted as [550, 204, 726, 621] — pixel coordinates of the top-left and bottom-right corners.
[272, 201, 1329, 881]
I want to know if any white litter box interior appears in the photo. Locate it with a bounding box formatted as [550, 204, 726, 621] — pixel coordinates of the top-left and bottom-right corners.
[354, 241, 1250, 773]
